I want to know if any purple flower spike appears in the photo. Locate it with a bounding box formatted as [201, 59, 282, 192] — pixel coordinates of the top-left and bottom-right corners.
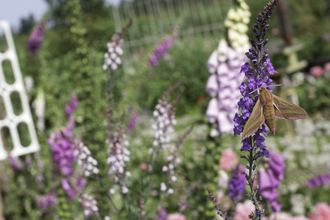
[228, 165, 245, 202]
[36, 191, 58, 212]
[61, 178, 76, 200]
[65, 95, 78, 119]
[158, 208, 167, 220]
[127, 111, 138, 134]
[149, 38, 174, 67]
[27, 23, 45, 56]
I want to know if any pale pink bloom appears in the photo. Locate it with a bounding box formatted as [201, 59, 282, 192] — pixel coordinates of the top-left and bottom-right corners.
[219, 149, 239, 171]
[166, 213, 186, 220]
[310, 66, 323, 78]
[324, 62, 330, 72]
[309, 202, 330, 220]
[265, 213, 308, 220]
[234, 200, 255, 220]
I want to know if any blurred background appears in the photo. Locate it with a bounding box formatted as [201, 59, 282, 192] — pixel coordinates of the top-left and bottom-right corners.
[1, 0, 330, 219]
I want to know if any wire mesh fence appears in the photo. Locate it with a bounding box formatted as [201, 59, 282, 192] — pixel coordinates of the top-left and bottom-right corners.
[112, 0, 230, 65]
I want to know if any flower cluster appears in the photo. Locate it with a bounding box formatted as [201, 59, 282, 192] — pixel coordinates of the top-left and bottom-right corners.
[9, 156, 23, 172]
[65, 95, 78, 119]
[74, 141, 99, 177]
[107, 130, 131, 194]
[27, 22, 45, 56]
[309, 202, 330, 220]
[48, 130, 75, 176]
[206, 39, 245, 134]
[149, 87, 179, 154]
[48, 96, 78, 176]
[224, 0, 251, 54]
[228, 165, 245, 202]
[306, 172, 330, 188]
[259, 151, 285, 212]
[36, 192, 58, 212]
[78, 193, 99, 218]
[234, 200, 254, 220]
[157, 208, 167, 220]
[103, 40, 123, 71]
[149, 38, 174, 67]
[102, 20, 131, 72]
[166, 213, 186, 220]
[219, 149, 239, 171]
[126, 111, 138, 134]
[61, 177, 86, 200]
[233, 0, 279, 158]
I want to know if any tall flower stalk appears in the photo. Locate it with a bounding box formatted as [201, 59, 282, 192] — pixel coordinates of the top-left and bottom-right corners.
[233, 0, 279, 219]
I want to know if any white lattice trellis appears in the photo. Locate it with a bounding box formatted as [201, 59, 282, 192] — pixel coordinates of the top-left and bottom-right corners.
[0, 20, 39, 160]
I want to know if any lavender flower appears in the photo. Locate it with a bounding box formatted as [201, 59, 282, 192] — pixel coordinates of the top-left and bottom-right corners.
[27, 22, 45, 56]
[259, 151, 285, 212]
[206, 39, 245, 134]
[149, 38, 174, 67]
[233, 0, 279, 158]
[126, 111, 138, 134]
[36, 192, 58, 212]
[74, 141, 99, 177]
[9, 156, 23, 172]
[228, 165, 245, 202]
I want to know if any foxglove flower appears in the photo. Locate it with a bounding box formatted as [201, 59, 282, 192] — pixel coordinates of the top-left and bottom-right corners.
[127, 111, 138, 134]
[307, 172, 330, 188]
[158, 208, 167, 220]
[309, 202, 330, 220]
[234, 200, 255, 220]
[259, 151, 285, 212]
[74, 141, 99, 177]
[149, 38, 174, 67]
[219, 149, 239, 171]
[9, 156, 23, 172]
[48, 96, 78, 176]
[65, 95, 78, 119]
[206, 39, 245, 134]
[103, 40, 123, 71]
[36, 192, 58, 212]
[78, 193, 99, 218]
[228, 165, 245, 202]
[224, 0, 251, 54]
[107, 130, 131, 194]
[48, 130, 75, 176]
[27, 22, 45, 56]
[149, 89, 177, 154]
[33, 90, 46, 133]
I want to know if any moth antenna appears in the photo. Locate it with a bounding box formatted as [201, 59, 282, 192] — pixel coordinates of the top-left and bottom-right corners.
[249, 84, 282, 94]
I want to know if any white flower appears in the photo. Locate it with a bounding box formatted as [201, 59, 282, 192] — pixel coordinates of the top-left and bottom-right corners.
[167, 188, 174, 194]
[160, 182, 167, 191]
[109, 188, 115, 194]
[162, 166, 168, 172]
[171, 176, 177, 181]
[122, 186, 129, 194]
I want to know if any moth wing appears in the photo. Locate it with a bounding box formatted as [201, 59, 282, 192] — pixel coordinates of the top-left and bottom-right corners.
[242, 99, 265, 140]
[274, 107, 285, 119]
[272, 94, 309, 120]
